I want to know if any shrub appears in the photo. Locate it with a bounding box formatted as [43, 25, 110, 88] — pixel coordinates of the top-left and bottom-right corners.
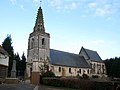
[42, 78, 114, 90]
[42, 78, 94, 90]
[42, 71, 55, 77]
[40, 71, 55, 84]
[92, 75, 99, 78]
[43, 78, 64, 87]
[0, 81, 2, 84]
[82, 74, 89, 79]
[93, 81, 114, 90]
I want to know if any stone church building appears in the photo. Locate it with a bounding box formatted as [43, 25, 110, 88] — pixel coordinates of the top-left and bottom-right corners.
[26, 6, 106, 84]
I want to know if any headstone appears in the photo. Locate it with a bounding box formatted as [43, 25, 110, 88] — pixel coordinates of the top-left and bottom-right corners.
[11, 60, 16, 78]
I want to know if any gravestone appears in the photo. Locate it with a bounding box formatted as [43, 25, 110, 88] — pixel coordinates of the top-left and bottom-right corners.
[5, 60, 19, 84]
[11, 60, 16, 78]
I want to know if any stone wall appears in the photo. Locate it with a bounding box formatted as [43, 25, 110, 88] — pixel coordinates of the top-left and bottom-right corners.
[0, 65, 8, 79]
[50, 65, 90, 77]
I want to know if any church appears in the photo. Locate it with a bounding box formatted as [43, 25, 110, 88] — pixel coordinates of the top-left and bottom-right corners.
[26, 6, 106, 84]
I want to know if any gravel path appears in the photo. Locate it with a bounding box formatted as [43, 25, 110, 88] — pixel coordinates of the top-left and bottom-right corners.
[0, 83, 35, 90]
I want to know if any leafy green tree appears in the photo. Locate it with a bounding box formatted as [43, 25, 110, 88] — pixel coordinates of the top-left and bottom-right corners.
[2, 35, 14, 77]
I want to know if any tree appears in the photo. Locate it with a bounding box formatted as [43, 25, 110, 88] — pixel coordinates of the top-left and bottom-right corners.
[104, 58, 114, 77]
[2, 35, 14, 77]
[21, 52, 26, 76]
[14, 53, 21, 77]
[104, 57, 120, 78]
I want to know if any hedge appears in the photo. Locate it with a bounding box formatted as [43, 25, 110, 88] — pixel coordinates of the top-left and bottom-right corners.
[42, 78, 114, 90]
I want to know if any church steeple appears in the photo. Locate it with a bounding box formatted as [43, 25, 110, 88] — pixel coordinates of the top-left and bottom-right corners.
[27, 1, 50, 84]
[34, 6, 45, 33]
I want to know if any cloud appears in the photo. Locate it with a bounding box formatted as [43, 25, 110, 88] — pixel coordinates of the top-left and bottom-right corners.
[65, 40, 105, 49]
[33, 0, 40, 5]
[47, 0, 120, 17]
[87, 1, 114, 16]
[96, 4, 112, 16]
[33, 0, 38, 2]
[65, 2, 78, 10]
[10, 0, 17, 5]
[88, 2, 97, 9]
[96, 8, 107, 16]
[33, 0, 39, 3]
[48, 0, 80, 10]
[48, 0, 63, 7]
[58, 40, 105, 54]
[78, 40, 105, 46]
[20, 5, 25, 10]
[91, 40, 105, 45]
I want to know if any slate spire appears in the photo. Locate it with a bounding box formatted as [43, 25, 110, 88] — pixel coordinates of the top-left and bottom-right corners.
[34, 6, 45, 33]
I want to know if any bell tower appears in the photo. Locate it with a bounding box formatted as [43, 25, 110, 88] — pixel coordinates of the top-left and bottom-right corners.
[26, 5, 50, 84]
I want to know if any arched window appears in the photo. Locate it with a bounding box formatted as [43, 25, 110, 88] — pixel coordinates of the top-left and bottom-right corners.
[93, 63, 95, 69]
[42, 38, 45, 45]
[59, 67, 61, 72]
[31, 38, 34, 49]
[102, 65, 105, 74]
[69, 68, 71, 73]
[87, 69, 89, 74]
[79, 69, 81, 74]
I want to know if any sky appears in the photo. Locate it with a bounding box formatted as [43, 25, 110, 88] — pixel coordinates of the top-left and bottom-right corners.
[0, 0, 120, 60]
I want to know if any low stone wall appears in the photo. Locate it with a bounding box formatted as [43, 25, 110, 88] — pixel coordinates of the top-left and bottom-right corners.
[5, 78, 19, 84]
[0, 78, 4, 84]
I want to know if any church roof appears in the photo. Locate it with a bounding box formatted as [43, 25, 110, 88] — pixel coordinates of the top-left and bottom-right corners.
[34, 6, 45, 33]
[80, 47, 102, 62]
[50, 49, 90, 68]
[29, 6, 50, 38]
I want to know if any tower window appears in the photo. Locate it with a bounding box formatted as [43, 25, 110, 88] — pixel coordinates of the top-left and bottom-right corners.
[87, 69, 89, 74]
[69, 68, 71, 73]
[31, 38, 34, 49]
[42, 38, 45, 45]
[59, 67, 61, 72]
[79, 69, 81, 74]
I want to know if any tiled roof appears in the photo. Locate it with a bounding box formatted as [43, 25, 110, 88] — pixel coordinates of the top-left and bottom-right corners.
[50, 49, 90, 68]
[84, 48, 102, 62]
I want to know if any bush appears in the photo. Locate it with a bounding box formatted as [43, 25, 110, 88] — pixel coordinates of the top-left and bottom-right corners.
[40, 71, 55, 84]
[42, 78, 114, 90]
[92, 75, 99, 78]
[42, 71, 55, 77]
[82, 74, 89, 79]
[43, 78, 64, 87]
[0, 81, 2, 84]
[42, 78, 94, 90]
[93, 81, 114, 90]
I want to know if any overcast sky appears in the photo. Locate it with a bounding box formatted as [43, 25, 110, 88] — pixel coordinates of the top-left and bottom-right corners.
[0, 0, 120, 59]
